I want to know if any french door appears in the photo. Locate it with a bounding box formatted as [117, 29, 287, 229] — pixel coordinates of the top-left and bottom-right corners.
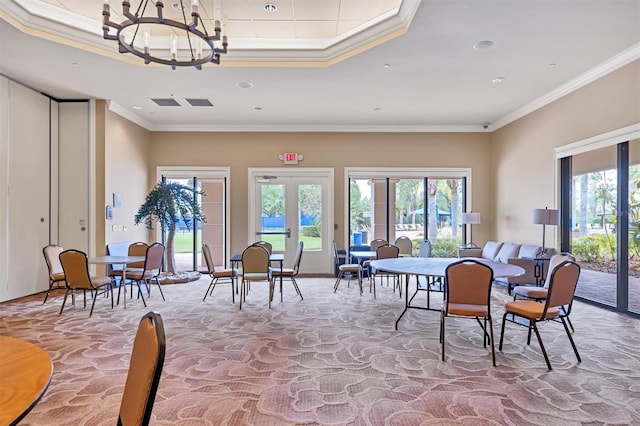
[158, 167, 230, 272]
[249, 168, 333, 274]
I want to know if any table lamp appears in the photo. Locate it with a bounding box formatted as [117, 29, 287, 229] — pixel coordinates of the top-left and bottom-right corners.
[532, 207, 560, 254]
[461, 211, 481, 248]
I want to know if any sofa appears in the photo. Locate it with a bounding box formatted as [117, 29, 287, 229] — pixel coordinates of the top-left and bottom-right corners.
[457, 241, 554, 294]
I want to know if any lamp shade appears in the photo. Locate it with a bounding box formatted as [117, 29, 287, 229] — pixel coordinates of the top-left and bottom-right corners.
[461, 212, 481, 225]
[532, 208, 560, 226]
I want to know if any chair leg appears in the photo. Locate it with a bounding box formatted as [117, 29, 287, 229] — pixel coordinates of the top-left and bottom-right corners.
[334, 272, 344, 292]
[440, 312, 446, 361]
[59, 289, 71, 315]
[203, 278, 215, 301]
[135, 281, 148, 307]
[239, 280, 244, 309]
[89, 291, 99, 317]
[231, 278, 235, 304]
[530, 320, 553, 371]
[155, 277, 166, 301]
[291, 277, 303, 300]
[499, 312, 508, 351]
[488, 315, 496, 367]
[268, 280, 274, 309]
[561, 317, 581, 363]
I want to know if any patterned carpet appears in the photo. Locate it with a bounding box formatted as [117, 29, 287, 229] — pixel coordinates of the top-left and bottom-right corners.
[1, 276, 639, 425]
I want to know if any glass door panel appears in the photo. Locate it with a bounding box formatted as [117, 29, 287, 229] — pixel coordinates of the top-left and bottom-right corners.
[427, 178, 463, 254]
[259, 183, 286, 251]
[629, 139, 640, 313]
[571, 145, 618, 306]
[393, 178, 424, 252]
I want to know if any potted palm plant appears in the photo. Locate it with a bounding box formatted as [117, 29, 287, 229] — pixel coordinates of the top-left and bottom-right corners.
[134, 181, 204, 274]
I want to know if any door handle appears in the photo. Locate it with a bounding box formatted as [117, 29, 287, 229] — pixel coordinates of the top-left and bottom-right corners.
[256, 228, 291, 238]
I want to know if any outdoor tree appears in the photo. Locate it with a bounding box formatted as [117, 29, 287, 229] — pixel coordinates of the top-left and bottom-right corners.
[134, 181, 204, 273]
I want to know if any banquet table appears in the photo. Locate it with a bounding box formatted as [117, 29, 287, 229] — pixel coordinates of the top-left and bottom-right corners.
[0, 336, 53, 425]
[369, 257, 525, 329]
[89, 255, 145, 309]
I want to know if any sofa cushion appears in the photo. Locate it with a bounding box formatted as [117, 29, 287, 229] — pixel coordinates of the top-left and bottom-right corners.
[518, 244, 541, 259]
[481, 241, 503, 260]
[495, 242, 521, 263]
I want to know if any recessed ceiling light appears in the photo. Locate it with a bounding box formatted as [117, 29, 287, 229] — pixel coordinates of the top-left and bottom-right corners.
[373, 107, 382, 111]
[254, 107, 263, 111]
[132, 106, 142, 110]
[473, 40, 494, 50]
[236, 82, 254, 89]
[71, 62, 80, 67]
[264, 3, 277, 12]
[491, 77, 505, 84]
[171, 2, 185, 10]
[547, 63, 557, 68]
[383, 63, 391, 68]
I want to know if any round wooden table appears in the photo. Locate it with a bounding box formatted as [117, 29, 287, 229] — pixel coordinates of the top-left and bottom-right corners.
[0, 336, 53, 425]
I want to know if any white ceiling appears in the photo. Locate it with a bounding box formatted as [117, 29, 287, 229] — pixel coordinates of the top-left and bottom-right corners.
[0, 0, 639, 132]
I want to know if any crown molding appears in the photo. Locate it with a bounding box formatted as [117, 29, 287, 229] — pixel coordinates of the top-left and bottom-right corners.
[492, 42, 640, 130]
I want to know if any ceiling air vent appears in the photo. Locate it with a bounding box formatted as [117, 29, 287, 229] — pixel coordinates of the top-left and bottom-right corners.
[151, 98, 181, 106]
[186, 98, 214, 107]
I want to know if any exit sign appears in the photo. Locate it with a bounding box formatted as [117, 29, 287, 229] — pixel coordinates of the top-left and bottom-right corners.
[281, 152, 302, 164]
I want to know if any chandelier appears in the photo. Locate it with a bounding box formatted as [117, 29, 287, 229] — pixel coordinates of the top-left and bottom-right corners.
[102, 0, 228, 69]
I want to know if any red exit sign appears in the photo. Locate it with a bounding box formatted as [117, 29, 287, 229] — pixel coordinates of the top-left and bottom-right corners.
[283, 152, 299, 164]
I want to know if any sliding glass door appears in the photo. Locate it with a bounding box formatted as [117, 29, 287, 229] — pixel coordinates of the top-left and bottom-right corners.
[559, 132, 639, 316]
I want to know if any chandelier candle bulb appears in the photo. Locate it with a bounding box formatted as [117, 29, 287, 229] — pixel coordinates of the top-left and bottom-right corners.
[191, 0, 198, 15]
[171, 34, 177, 60]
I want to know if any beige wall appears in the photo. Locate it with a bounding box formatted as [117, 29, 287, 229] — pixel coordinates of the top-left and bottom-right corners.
[149, 132, 491, 254]
[102, 108, 152, 252]
[491, 60, 640, 248]
[98, 60, 639, 258]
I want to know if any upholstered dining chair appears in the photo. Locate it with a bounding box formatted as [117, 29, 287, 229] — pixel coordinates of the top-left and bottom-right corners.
[58, 249, 113, 317]
[253, 240, 273, 254]
[202, 243, 237, 303]
[512, 252, 577, 332]
[240, 244, 274, 309]
[42, 244, 65, 304]
[370, 243, 400, 298]
[499, 260, 581, 371]
[363, 238, 388, 282]
[109, 242, 148, 290]
[118, 311, 166, 426]
[440, 259, 496, 366]
[121, 243, 166, 307]
[394, 236, 413, 257]
[333, 241, 363, 295]
[271, 241, 304, 301]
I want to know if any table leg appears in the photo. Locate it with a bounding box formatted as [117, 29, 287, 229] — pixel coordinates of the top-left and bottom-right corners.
[395, 274, 410, 330]
[279, 260, 283, 302]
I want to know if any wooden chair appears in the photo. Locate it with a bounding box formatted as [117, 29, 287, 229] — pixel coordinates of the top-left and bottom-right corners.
[512, 253, 576, 332]
[109, 242, 148, 291]
[240, 244, 274, 309]
[42, 244, 65, 304]
[370, 244, 400, 298]
[499, 260, 581, 370]
[202, 243, 237, 303]
[394, 236, 413, 257]
[440, 259, 496, 366]
[58, 249, 113, 317]
[118, 311, 166, 426]
[333, 241, 363, 295]
[121, 243, 166, 307]
[271, 241, 304, 301]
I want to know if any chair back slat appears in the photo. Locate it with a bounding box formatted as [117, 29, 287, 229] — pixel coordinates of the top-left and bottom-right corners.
[202, 243, 215, 274]
[118, 312, 166, 426]
[43, 244, 64, 277]
[445, 259, 494, 307]
[369, 239, 387, 253]
[394, 236, 412, 256]
[144, 243, 165, 274]
[59, 249, 93, 290]
[242, 245, 270, 273]
[376, 244, 399, 260]
[292, 241, 304, 274]
[128, 242, 149, 269]
[417, 240, 432, 258]
[544, 261, 580, 310]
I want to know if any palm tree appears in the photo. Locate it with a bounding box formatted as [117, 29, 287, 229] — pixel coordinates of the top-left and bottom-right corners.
[134, 181, 204, 273]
